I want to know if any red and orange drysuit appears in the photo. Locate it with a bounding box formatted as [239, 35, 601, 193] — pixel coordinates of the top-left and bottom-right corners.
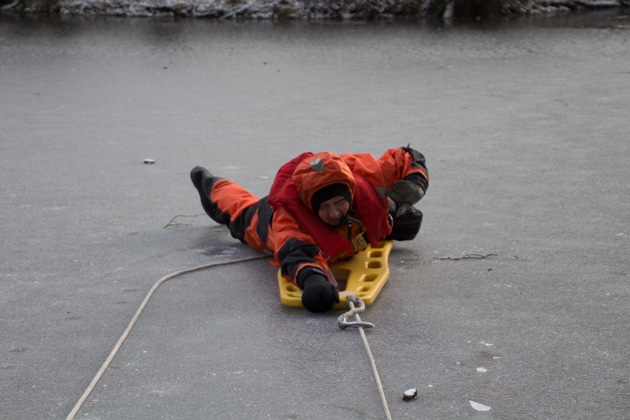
[191, 146, 428, 288]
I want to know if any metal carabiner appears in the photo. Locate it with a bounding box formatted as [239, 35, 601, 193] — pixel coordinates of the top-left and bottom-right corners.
[337, 294, 374, 330]
[338, 317, 374, 330]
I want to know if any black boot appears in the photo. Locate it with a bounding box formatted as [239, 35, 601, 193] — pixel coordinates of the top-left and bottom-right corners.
[191, 166, 213, 192]
[190, 166, 229, 225]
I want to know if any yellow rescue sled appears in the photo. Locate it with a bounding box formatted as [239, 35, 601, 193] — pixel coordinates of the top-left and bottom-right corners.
[277, 241, 393, 310]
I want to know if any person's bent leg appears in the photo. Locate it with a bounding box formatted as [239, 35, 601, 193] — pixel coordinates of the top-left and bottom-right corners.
[191, 166, 268, 247]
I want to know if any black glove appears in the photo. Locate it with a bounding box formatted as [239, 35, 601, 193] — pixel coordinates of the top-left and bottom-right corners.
[300, 274, 340, 313]
[386, 179, 425, 213]
[387, 203, 423, 241]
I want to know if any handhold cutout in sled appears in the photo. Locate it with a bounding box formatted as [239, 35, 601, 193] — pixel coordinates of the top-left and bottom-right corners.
[277, 241, 393, 309]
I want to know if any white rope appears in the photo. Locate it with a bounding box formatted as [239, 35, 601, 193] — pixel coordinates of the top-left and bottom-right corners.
[339, 299, 393, 420]
[66, 255, 268, 420]
[67, 256, 393, 420]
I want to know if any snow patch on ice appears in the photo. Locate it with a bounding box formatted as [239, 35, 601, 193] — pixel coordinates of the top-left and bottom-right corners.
[469, 400, 492, 412]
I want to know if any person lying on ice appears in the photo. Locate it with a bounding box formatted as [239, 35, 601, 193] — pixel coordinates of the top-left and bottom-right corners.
[190, 146, 429, 313]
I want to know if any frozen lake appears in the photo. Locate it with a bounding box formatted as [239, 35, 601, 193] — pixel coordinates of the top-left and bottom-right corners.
[1, 10, 629, 420]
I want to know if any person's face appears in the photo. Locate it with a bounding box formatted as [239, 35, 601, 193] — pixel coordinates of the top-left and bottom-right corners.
[317, 196, 350, 226]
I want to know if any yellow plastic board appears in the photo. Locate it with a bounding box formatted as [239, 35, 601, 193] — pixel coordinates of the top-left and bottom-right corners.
[277, 241, 393, 309]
